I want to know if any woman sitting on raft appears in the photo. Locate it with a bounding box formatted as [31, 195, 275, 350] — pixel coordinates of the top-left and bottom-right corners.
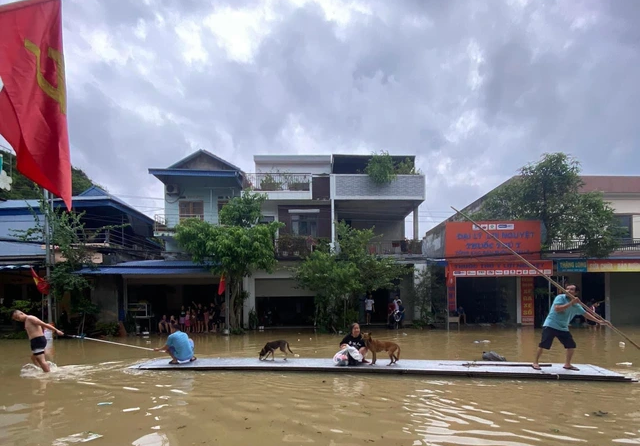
[339, 323, 369, 365]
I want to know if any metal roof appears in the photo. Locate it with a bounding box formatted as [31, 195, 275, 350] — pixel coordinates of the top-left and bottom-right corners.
[75, 259, 217, 276]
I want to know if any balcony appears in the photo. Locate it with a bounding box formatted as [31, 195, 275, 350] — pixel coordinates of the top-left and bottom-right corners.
[333, 174, 426, 200]
[274, 235, 330, 260]
[154, 213, 206, 236]
[544, 238, 640, 256]
[245, 172, 313, 200]
[367, 239, 424, 256]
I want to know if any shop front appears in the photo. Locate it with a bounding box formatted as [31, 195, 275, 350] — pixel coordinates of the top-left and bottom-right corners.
[446, 260, 553, 325]
[443, 219, 545, 326]
[556, 259, 640, 325]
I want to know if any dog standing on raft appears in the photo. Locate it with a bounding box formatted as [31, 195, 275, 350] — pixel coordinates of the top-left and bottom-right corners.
[362, 332, 401, 365]
[11, 310, 63, 373]
[533, 284, 611, 371]
[259, 340, 294, 361]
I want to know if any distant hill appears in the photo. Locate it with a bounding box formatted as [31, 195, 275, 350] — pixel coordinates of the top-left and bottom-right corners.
[0, 152, 101, 201]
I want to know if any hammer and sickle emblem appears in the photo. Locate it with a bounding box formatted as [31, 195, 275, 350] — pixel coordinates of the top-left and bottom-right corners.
[24, 38, 67, 115]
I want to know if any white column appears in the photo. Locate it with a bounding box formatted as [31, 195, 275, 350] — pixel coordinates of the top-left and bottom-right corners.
[330, 174, 336, 250]
[413, 206, 420, 240]
[243, 276, 255, 329]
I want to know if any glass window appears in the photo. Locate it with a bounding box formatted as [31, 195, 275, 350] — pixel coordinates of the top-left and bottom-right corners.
[291, 214, 317, 237]
[179, 201, 204, 221]
[614, 215, 632, 238]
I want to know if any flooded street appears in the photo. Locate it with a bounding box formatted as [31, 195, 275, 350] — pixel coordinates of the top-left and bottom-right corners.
[1, 327, 640, 446]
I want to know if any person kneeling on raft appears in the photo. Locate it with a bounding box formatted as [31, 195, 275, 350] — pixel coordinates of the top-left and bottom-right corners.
[154, 323, 197, 364]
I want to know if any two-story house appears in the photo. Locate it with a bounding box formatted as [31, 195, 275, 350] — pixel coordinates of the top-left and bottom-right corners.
[423, 175, 640, 327]
[135, 150, 426, 328]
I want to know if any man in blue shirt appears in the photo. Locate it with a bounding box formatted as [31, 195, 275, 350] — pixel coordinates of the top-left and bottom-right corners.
[532, 284, 610, 371]
[154, 323, 197, 364]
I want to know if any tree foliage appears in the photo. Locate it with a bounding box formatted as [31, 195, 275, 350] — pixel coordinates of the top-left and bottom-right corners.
[410, 265, 447, 327]
[0, 151, 101, 200]
[175, 192, 283, 330]
[472, 153, 622, 258]
[294, 221, 407, 332]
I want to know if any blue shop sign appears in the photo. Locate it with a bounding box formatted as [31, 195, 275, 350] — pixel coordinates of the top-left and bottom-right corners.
[556, 260, 588, 273]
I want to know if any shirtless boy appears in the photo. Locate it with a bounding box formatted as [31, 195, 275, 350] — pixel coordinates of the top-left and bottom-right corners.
[11, 310, 64, 373]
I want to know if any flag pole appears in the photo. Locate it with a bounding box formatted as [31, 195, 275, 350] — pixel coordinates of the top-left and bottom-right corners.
[43, 188, 52, 323]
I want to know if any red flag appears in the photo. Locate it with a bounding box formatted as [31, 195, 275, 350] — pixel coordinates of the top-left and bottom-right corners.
[218, 274, 226, 295]
[30, 267, 50, 295]
[0, 0, 71, 210]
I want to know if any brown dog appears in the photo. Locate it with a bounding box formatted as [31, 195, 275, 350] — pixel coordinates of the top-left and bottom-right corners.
[362, 332, 400, 366]
[259, 340, 294, 361]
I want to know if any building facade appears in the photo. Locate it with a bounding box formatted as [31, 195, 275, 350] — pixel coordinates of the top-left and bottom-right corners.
[112, 150, 428, 328]
[424, 176, 640, 327]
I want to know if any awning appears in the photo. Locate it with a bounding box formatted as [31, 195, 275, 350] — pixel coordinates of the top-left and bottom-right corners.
[0, 264, 35, 271]
[75, 260, 217, 276]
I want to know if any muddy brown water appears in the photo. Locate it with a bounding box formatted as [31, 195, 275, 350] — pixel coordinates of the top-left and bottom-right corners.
[1, 327, 640, 446]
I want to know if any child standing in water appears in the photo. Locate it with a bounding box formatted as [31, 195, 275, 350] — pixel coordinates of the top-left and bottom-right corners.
[179, 306, 186, 331]
[11, 310, 63, 373]
[184, 311, 191, 333]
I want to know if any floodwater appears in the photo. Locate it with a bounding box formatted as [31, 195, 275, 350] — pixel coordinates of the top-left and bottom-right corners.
[1, 327, 640, 446]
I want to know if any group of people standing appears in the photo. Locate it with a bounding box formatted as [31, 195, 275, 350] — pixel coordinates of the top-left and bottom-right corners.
[158, 301, 227, 334]
[363, 294, 405, 328]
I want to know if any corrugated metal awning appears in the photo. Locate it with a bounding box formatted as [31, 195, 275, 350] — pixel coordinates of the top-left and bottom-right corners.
[75, 259, 216, 276]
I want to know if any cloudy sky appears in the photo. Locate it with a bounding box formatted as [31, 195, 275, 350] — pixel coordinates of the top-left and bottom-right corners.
[1, 0, 640, 235]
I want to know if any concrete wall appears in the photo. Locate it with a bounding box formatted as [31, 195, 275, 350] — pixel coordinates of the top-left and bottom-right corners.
[348, 219, 405, 240]
[92, 276, 119, 323]
[610, 272, 640, 325]
[255, 279, 315, 297]
[333, 174, 426, 200]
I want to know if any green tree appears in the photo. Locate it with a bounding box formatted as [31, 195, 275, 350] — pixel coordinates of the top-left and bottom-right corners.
[12, 199, 123, 330]
[175, 192, 283, 331]
[410, 265, 447, 327]
[294, 222, 407, 331]
[0, 151, 102, 200]
[472, 153, 622, 258]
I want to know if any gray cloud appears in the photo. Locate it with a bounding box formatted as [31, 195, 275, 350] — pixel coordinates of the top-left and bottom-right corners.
[1, 0, 638, 233]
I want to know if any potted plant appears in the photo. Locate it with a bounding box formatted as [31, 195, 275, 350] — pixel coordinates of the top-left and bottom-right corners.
[365, 151, 397, 185]
[278, 233, 294, 256]
[260, 173, 282, 191]
[289, 181, 310, 191]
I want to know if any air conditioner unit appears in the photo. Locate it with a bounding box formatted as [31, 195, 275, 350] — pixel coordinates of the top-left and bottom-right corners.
[165, 184, 179, 195]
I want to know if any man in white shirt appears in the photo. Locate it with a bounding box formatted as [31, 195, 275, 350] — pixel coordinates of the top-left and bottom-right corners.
[364, 294, 375, 325]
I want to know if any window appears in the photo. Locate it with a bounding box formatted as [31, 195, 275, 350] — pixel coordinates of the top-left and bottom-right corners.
[260, 216, 275, 225]
[614, 215, 632, 238]
[291, 214, 317, 237]
[179, 201, 204, 221]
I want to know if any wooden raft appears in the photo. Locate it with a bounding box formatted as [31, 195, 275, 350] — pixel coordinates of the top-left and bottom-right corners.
[131, 358, 635, 382]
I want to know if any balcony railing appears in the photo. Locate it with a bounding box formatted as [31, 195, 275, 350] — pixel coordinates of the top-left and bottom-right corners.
[275, 236, 330, 259]
[76, 229, 163, 252]
[245, 173, 312, 192]
[545, 238, 640, 253]
[367, 240, 423, 256]
[154, 214, 206, 233]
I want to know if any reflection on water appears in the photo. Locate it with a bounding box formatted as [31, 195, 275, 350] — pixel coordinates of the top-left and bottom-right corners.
[0, 327, 639, 445]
